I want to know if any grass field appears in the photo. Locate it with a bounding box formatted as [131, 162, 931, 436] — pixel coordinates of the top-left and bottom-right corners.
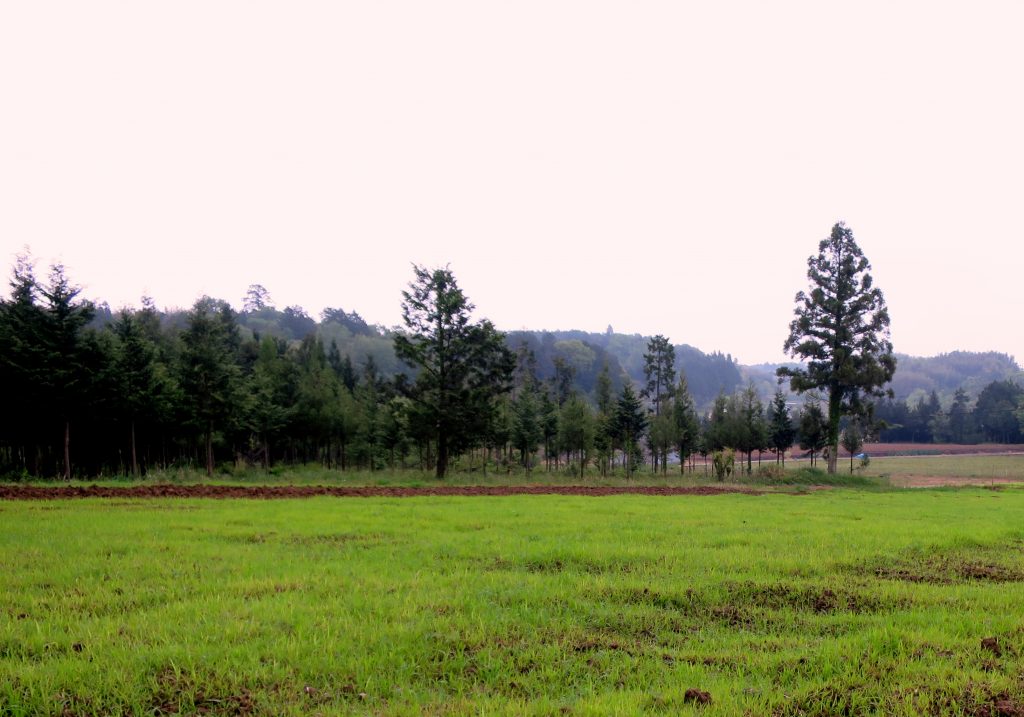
[3, 487, 1024, 715]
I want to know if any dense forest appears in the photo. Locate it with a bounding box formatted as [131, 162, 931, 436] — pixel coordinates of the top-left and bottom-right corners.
[1, 259, 1022, 479]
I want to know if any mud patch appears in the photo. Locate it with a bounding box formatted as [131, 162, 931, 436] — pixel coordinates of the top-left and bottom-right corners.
[608, 581, 901, 617]
[909, 682, 1024, 717]
[864, 548, 1024, 584]
[286, 532, 391, 548]
[725, 581, 905, 614]
[149, 668, 256, 716]
[487, 554, 663, 575]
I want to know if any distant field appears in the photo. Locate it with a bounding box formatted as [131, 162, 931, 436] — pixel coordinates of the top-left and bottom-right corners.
[861, 443, 1024, 457]
[869, 455, 1024, 487]
[3, 489, 1024, 715]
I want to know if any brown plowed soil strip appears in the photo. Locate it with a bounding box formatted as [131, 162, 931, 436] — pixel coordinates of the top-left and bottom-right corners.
[0, 484, 760, 500]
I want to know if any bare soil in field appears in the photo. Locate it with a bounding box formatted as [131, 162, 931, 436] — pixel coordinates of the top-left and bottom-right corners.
[0, 484, 760, 500]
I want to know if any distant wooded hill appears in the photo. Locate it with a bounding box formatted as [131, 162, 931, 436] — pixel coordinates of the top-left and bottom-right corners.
[744, 351, 1022, 406]
[90, 302, 1022, 408]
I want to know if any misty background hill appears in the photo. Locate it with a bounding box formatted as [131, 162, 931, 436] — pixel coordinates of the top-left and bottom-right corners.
[90, 300, 1022, 411]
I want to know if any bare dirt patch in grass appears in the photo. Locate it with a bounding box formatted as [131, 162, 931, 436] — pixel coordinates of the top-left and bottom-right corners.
[862, 546, 1024, 585]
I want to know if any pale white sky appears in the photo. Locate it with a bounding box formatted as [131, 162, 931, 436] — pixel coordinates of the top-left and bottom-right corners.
[2, 1, 1021, 365]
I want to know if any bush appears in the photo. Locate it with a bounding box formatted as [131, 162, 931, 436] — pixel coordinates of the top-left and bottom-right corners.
[754, 464, 786, 481]
[712, 449, 735, 481]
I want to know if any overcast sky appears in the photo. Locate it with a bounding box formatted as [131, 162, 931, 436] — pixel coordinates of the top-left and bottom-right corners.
[2, 1, 1021, 365]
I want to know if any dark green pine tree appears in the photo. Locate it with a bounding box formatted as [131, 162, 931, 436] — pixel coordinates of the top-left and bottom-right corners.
[767, 390, 797, 466]
[0, 257, 51, 475]
[37, 264, 96, 480]
[947, 387, 972, 443]
[558, 394, 595, 479]
[512, 383, 543, 472]
[672, 375, 701, 474]
[778, 222, 896, 473]
[393, 266, 514, 478]
[111, 310, 161, 476]
[592, 362, 616, 475]
[798, 400, 828, 467]
[179, 297, 244, 477]
[706, 391, 733, 453]
[614, 383, 647, 477]
[841, 419, 864, 473]
[642, 334, 676, 417]
[733, 384, 767, 473]
[249, 335, 296, 469]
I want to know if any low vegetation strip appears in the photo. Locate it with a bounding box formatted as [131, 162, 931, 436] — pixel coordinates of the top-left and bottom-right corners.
[0, 483, 759, 500]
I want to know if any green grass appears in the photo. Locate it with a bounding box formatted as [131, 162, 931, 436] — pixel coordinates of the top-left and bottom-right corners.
[3, 487, 1024, 715]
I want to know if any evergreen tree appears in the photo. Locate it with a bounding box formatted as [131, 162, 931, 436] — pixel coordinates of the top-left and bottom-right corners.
[735, 383, 768, 473]
[0, 256, 48, 475]
[778, 222, 896, 473]
[672, 375, 701, 473]
[393, 265, 514, 478]
[947, 387, 972, 443]
[841, 419, 864, 473]
[706, 391, 733, 453]
[379, 396, 410, 469]
[37, 264, 96, 479]
[973, 380, 1023, 443]
[648, 409, 677, 475]
[614, 383, 647, 477]
[179, 297, 244, 477]
[539, 388, 559, 471]
[512, 384, 543, 472]
[767, 390, 797, 466]
[249, 335, 295, 468]
[111, 311, 160, 476]
[642, 334, 676, 417]
[558, 394, 595, 478]
[797, 400, 828, 467]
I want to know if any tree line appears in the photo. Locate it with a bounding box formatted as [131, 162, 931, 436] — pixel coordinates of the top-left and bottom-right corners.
[2, 224, 1019, 479]
[0, 258, 811, 479]
[874, 381, 1024, 444]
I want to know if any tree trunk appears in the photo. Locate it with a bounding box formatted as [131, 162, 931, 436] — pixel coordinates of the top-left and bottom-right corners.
[130, 420, 138, 477]
[205, 420, 214, 477]
[63, 420, 71, 481]
[436, 433, 448, 479]
[827, 390, 841, 474]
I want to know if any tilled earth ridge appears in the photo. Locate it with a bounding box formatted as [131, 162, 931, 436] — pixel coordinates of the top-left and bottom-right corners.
[0, 484, 760, 500]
